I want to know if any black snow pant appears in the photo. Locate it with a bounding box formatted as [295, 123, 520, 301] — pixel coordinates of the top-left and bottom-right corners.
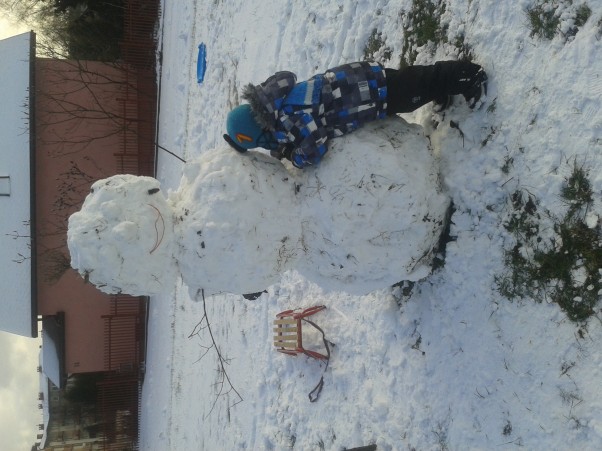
[385, 61, 477, 114]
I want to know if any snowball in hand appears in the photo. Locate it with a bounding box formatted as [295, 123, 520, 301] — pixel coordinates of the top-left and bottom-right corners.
[68, 117, 450, 297]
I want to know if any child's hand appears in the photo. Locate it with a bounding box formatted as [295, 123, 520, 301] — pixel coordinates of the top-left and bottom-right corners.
[457, 63, 488, 108]
[463, 68, 487, 108]
[270, 144, 294, 161]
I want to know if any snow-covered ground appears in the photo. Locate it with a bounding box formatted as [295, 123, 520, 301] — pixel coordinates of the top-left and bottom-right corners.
[139, 1, 602, 449]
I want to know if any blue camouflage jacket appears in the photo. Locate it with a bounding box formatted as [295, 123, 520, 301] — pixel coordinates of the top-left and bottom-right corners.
[242, 61, 388, 168]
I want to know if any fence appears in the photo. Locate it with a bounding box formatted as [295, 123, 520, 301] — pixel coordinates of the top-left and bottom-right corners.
[114, 0, 161, 177]
[97, 375, 141, 450]
[97, 1, 160, 448]
[102, 296, 146, 373]
[98, 296, 148, 450]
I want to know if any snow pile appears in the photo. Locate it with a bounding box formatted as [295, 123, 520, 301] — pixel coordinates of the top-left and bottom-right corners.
[295, 118, 449, 292]
[171, 146, 302, 295]
[68, 117, 449, 296]
[68, 175, 178, 295]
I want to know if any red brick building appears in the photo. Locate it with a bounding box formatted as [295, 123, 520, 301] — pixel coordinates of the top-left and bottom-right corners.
[35, 54, 152, 382]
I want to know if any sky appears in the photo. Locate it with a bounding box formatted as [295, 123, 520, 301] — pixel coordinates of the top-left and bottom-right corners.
[0, 331, 41, 451]
[1, 15, 43, 451]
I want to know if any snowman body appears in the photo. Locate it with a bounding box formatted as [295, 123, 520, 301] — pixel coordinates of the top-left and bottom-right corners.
[68, 117, 450, 297]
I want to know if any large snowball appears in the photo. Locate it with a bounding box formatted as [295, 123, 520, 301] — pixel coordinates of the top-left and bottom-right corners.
[67, 175, 178, 295]
[297, 118, 450, 294]
[170, 149, 302, 296]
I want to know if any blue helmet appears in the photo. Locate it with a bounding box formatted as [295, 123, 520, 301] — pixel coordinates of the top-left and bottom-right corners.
[224, 104, 277, 152]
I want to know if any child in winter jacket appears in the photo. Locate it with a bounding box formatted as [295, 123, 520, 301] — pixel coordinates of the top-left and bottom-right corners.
[224, 60, 487, 168]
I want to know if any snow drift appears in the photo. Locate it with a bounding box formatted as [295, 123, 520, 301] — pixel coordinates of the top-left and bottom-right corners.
[68, 117, 450, 296]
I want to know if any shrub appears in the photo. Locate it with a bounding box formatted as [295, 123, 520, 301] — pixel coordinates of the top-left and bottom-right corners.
[561, 160, 593, 218]
[363, 28, 392, 62]
[526, 1, 592, 41]
[400, 0, 448, 67]
[526, 2, 561, 39]
[497, 161, 602, 322]
[574, 3, 592, 28]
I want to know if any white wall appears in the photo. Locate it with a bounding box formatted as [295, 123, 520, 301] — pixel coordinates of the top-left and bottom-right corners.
[0, 32, 34, 337]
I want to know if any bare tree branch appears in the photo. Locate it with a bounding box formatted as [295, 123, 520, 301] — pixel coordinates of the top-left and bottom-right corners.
[189, 289, 243, 419]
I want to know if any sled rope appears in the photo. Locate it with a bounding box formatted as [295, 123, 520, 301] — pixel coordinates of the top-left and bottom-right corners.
[302, 318, 333, 402]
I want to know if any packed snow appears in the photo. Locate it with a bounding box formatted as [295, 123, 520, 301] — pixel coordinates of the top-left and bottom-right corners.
[68, 175, 179, 296]
[106, 0, 602, 449]
[68, 118, 449, 297]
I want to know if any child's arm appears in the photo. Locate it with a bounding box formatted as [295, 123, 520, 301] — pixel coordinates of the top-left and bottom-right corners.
[277, 112, 329, 168]
[249, 71, 298, 124]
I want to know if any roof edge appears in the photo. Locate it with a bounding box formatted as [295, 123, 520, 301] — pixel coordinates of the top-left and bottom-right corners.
[29, 30, 38, 338]
[56, 312, 67, 388]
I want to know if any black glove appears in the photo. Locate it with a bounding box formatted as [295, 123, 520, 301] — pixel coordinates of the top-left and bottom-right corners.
[463, 68, 487, 108]
[453, 62, 488, 108]
[270, 143, 295, 161]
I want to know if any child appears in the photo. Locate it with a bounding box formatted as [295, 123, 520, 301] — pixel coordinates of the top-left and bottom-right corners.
[224, 60, 487, 168]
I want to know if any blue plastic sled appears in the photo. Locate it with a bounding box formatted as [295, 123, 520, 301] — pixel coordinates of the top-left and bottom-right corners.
[197, 43, 207, 84]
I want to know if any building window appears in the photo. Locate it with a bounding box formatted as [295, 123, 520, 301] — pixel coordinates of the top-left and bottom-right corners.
[0, 176, 9, 196]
